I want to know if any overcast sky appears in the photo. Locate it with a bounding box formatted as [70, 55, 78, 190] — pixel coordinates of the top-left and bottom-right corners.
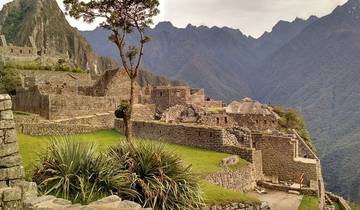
[0, 0, 348, 38]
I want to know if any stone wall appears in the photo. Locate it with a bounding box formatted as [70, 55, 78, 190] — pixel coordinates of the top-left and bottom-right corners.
[206, 163, 257, 192]
[18, 70, 94, 88]
[204, 202, 263, 210]
[253, 134, 319, 186]
[0, 95, 26, 210]
[19, 123, 102, 136]
[13, 87, 50, 119]
[47, 95, 121, 120]
[228, 113, 278, 131]
[116, 119, 225, 149]
[115, 119, 264, 182]
[326, 192, 352, 210]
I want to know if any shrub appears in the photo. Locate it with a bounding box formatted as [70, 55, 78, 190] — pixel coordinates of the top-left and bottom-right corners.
[33, 137, 135, 204]
[0, 62, 21, 95]
[108, 142, 204, 210]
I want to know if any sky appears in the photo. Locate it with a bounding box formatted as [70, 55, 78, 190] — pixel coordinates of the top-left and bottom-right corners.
[0, 0, 348, 38]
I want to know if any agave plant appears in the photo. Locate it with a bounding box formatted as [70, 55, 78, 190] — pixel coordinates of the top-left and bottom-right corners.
[108, 141, 204, 210]
[33, 137, 136, 204]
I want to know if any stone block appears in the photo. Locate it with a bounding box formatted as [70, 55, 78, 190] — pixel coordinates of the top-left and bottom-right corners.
[0, 95, 10, 102]
[0, 121, 15, 129]
[0, 181, 8, 188]
[15, 181, 38, 199]
[0, 155, 20, 168]
[0, 100, 12, 111]
[0, 143, 19, 158]
[0, 111, 13, 120]
[4, 129, 16, 143]
[1, 187, 22, 201]
[3, 200, 22, 210]
[0, 166, 24, 181]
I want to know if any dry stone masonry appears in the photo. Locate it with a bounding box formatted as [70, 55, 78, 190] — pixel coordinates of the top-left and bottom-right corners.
[0, 94, 25, 210]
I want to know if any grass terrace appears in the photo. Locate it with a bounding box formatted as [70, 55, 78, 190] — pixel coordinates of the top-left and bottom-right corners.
[298, 195, 319, 210]
[18, 130, 257, 205]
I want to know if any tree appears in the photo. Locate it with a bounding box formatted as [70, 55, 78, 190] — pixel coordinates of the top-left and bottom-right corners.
[63, 0, 159, 143]
[0, 62, 21, 95]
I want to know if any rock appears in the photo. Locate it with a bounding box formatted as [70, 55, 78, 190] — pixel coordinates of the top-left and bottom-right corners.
[1, 187, 22, 201]
[288, 190, 301, 195]
[0, 166, 24, 181]
[89, 195, 122, 205]
[4, 129, 16, 143]
[1, 111, 13, 120]
[0, 143, 19, 158]
[0, 95, 11, 101]
[0, 100, 12, 111]
[0, 155, 21, 168]
[118, 200, 142, 209]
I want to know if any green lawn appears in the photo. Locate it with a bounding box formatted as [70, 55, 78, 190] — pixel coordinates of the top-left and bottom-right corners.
[298, 196, 319, 210]
[18, 130, 256, 204]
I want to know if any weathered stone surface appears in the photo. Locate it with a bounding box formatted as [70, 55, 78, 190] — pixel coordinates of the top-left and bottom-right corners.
[4, 129, 16, 143]
[0, 166, 24, 181]
[0, 121, 15, 129]
[0, 95, 11, 101]
[16, 181, 38, 199]
[0, 100, 12, 111]
[1, 187, 22, 201]
[3, 200, 22, 210]
[89, 195, 122, 205]
[0, 155, 21, 168]
[1, 111, 13, 120]
[118, 200, 142, 209]
[0, 143, 19, 158]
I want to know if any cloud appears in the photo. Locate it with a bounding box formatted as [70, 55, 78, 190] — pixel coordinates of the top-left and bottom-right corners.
[0, 0, 348, 37]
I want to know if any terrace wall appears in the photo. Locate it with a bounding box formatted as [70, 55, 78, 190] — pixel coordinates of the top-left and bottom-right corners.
[253, 134, 319, 186]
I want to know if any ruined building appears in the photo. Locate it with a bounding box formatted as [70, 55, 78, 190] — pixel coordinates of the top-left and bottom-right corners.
[11, 66, 326, 208]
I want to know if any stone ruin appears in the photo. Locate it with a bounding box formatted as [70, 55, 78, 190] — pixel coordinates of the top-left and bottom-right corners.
[7, 65, 330, 208]
[0, 35, 69, 64]
[0, 94, 150, 210]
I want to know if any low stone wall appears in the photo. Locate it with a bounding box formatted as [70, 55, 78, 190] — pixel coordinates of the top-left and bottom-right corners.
[52, 112, 115, 129]
[206, 164, 257, 192]
[115, 119, 264, 182]
[115, 119, 225, 150]
[18, 123, 101, 136]
[326, 192, 352, 210]
[204, 202, 263, 210]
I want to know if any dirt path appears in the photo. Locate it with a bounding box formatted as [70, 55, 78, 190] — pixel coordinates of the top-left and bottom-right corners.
[249, 190, 303, 210]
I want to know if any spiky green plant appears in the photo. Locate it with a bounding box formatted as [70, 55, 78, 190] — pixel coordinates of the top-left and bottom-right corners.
[33, 137, 136, 204]
[108, 142, 204, 210]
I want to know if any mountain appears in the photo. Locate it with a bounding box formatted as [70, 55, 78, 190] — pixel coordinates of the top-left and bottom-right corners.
[254, 0, 360, 203]
[255, 16, 318, 59]
[0, 0, 116, 74]
[83, 23, 256, 100]
[81, 17, 317, 101]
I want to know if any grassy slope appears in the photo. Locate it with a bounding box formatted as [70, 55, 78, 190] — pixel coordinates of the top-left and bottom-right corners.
[298, 196, 319, 210]
[18, 130, 256, 204]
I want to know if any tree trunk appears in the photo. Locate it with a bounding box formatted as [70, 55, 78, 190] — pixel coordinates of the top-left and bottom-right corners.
[125, 77, 136, 143]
